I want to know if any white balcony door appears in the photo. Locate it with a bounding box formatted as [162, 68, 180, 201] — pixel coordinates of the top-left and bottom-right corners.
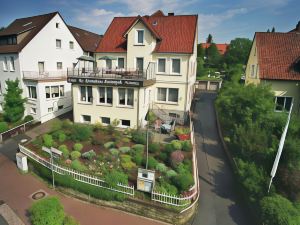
[38, 62, 44, 74]
[136, 58, 144, 71]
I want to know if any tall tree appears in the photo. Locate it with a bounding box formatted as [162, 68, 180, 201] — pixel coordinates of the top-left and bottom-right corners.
[0, 27, 5, 31]
[267, 29, 270, 32]
[197, 43, 205, 59]
[206, 34, 213, 44]
[3, 79, 26, 123]
[271, 27, 275, 32]
[224, 38, 252, 65]
[206, 43, 221, 66]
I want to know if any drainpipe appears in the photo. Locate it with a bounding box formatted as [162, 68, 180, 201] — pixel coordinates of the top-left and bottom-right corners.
[184, 57, 190, 122]
[137, 88, 140, 128]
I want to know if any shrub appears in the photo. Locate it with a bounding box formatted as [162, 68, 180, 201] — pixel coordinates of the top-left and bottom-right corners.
[175, 127, 190, 135]
[58, 145, 69, 159]
[119, 146, 131, 153]
[81, 150, 96, 160]
[104, 170, 128, 187]
[73, 143, 83, 152]
[158, 152, 168, 163]
[131, 130, 146, 144]
[58, 132, 66, 143]
[62, 119, 73, 130]
[29, 196, 65, 225]
[122, 137, 130, 143]
[149, 143, 160, 153]
[164, 143, 176, 155]
[120, 155, 136, 170]
[148, 156, 158, 169]
[70, 151, 81, 160]
[23, 115, 34, 123]
[171, 140, 182, 150]
[133, 154, 143, 166]
[156, 180, 178, 195]
[43, 134, 53, 148]
[109, 148, 119, 156]
[71, 159, 87, 172]
[132, 144, 144, 153]
[0, 121, 8, 133]
[170, 150, 185, 168]
[156, 163, 167, 173]
[172, 172, 194, 192]
[104, 141, 114, 149]
[182, 140, 192, 152]
[63, 216, 80, 225]
[70, 124, 92, 141]
[51, 120, 63, 132]
[166, 170, 177, 178]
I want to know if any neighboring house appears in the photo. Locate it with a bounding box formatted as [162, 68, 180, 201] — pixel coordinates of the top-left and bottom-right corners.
[245, 22, 300, 114]
[201, 43, 229, 55]
[67, 10, 198, 128]
[0, 12, 98, 123]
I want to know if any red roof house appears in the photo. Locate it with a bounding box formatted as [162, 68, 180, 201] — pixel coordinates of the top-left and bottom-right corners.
[201, 43, 229, 55]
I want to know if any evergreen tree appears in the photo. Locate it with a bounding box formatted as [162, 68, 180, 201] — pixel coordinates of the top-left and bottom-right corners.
[197, 43, 205, 59]
[271, 27, 275, 32]
[0, 27, 4, 31]
[206, 34, 213, 44]
[206, 43, 221, 66]
[3, 79, 26, 123]
[267, 29, 270, 32]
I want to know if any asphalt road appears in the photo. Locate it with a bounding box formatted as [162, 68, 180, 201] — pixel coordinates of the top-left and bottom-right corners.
[191, 91, 254, 225]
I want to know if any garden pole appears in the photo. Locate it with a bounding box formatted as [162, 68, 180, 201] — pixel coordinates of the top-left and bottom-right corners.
[146, 90, 151, 170]
[50, 151, 55, 190]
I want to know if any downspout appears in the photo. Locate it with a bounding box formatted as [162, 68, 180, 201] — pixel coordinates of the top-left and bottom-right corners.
[137, 88, 140, 128]
[184, 57, 190, 121]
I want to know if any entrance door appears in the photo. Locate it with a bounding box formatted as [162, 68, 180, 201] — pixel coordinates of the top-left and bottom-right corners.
[38, 62, 44, 74]
[136, 58, 144, 71]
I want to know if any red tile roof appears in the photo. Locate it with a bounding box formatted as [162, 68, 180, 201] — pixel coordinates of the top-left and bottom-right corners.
[68, 25, 102, 52]
[255, 32, 300, 81]
[0, 12, 57, 53]
[96, 12, 198, 54]
[201, 43, 229, 55]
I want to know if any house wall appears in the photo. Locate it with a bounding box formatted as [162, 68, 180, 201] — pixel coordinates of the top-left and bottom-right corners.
[245, 38, 260, 85]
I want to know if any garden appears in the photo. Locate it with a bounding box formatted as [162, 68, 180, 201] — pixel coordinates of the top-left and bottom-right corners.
[25, 119, 195, 197]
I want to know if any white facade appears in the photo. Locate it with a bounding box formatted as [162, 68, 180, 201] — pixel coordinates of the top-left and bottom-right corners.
[71, 18, 197, 128]
[0, 13, 84, 122]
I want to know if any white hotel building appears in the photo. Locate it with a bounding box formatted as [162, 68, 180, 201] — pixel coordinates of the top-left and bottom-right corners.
[0, 12, 101, 123]
[68, 11, 198, 128]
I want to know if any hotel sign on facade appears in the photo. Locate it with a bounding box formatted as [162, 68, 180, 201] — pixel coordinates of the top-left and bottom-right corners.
[67, 77, 143, 87]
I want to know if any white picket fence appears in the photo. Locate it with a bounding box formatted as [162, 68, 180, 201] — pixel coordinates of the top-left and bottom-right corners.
[151, 120, 199, 207]
[19, 144, 134, 196]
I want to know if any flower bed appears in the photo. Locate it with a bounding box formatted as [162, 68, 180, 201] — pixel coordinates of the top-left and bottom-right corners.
[26, 119, 195, 196]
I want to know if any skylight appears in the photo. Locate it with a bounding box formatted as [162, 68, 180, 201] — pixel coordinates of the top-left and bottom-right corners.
[23, 22, 32, 27]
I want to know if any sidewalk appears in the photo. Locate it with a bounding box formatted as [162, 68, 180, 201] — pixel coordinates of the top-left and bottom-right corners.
[0, 154, 164, 225]
[25, 117, 59, 140]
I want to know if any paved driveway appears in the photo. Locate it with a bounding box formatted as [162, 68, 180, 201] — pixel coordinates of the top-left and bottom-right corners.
[191, 91, 253, 225]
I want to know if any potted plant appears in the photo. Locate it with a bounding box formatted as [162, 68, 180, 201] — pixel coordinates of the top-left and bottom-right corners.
[175, 127, 190, 141]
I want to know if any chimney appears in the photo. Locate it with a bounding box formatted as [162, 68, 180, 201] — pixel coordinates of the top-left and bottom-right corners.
[168, 12, 174, 16]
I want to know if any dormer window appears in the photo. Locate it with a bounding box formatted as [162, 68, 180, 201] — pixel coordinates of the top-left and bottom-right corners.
[136, 30, 144, 45]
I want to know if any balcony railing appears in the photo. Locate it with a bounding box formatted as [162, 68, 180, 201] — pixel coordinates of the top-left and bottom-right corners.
[23, 71, 67, 80]
[67, 65, 156, 81]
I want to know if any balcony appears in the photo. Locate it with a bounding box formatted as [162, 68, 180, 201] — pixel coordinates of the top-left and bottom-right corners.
[23, 71, 67, 81]
[67, 64, 156, 87]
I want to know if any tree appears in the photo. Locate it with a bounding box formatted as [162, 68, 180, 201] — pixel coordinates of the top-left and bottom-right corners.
[30, 197, 65, 225]
[3, 79, 26, 123]
[271, 27, 275, 32]
[206, 43, 221, 66]
[197, 43, 205, 59]
[206, 34, 213, 44]
[224, 38, 252, 65]
[0, 27, 5, 31]
[267, 29, 270, 32]
[260, 194, 300, 225]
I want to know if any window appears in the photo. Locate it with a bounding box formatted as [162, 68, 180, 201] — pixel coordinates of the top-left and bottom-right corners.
[101, 117, 110, 125]
[31, 107, 36, 114]
[118, 58, 125, 69]
[157, 88, 179, 103]
[82, 115, 91, 123]
[98, 87, 112, 104]
[80, 86, 93, 103]
[157, 58, 166, 73]
[169, 113, 180, 118]
[51, 86, 59, 98]
[251, 65, 255, 78]
[106, 59, 112, 69]
[121, 120, 130, 127]
[56, 23, 60, 28]
[56, 39, 61, 48]
[275, 96, 293, 112]
[57, 62, 62, 70]
[136, 57, 144, 71]
[118, 88, 134, 106]
[171, 58, 180, 74]
[58, 105, 63, 110]
[59, 85, 64, 97]
[3, 57, 8, 71]
[28, 86, 37, 99]
[69, 41, 74, 49]
[46, 86, 50, 98]
[48, 107, 53, 112]
[9, 57, 15, 71]
[136, 30, 144, 44]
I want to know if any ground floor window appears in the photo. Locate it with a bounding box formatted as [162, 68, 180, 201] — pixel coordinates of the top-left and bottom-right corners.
[80, 86, 93, 103]
[118, 88, 134, 106]
[275, 96, 293, 112]
[58, 105, 63, 110]
[31, 107, 37, 114]
[82, 115, 91, 123]
[121, 119, 130, 127]
[48, 107, 53, 112]
[46, 85, 64, 99]
[99, 87, 112, 104]
[157, 88, 179, 103]
[28, 86, 37, 99]
[101, 117, 110, 125]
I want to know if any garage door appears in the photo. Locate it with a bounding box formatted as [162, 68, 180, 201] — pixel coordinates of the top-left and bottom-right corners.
[198, 81, 207, 90]
[209, 82, 219, 91]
